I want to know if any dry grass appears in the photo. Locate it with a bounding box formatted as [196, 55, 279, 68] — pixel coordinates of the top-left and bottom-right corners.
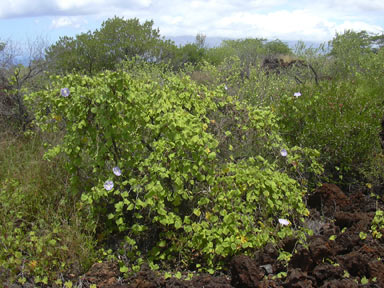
[0, 130, 98, 284]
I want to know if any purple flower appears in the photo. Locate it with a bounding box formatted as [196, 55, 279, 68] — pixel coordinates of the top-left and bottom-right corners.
[104, 180, 114, 191]
[280, 149, 288, 157]
[294, 92, 301, 98]
[60, 88, 70, 97]
[113, 166, 122, 176]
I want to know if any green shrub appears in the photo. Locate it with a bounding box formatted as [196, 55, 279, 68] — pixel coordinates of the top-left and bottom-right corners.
[28, 68, 321, 270]
[189, 57, 297, 107]
[276, 78, 382, 185]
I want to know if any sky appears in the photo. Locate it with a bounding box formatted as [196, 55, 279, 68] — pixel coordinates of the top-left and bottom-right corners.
[0, 0, 383, 47]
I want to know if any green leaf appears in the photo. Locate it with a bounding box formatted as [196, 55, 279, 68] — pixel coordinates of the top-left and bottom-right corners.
[175, 271, 182, 279]
[175, 219, 182, 229]
[158, 240, 167, 248]
[116, 217, 124, 226]
[208, 152, 216, 160]
[193, 208, 201, 217]
[361, 276, 369, 285]
[164, 272, 172, 279]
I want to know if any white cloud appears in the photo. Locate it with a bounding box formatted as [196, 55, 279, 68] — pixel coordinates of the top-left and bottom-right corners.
[335, 21, 383, 34]
[0, 0, 383, 41]
[0, 0, 153, 18]
[153, 6, 382, 41]
[0, 0, 53, 18]
[51, 16, 87, 29]
[321, 0, 384, 12]
[207, 10, 333, 41]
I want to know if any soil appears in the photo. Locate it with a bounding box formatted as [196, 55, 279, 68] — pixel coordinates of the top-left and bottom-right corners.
[8, 183, 384, 287]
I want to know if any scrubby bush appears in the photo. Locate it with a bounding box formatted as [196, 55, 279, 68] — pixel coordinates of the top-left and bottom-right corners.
[28, 66, 321, 271]
[188, 56, 297, 107]
[271, 32, 384, 188]
[276, 77, 383, 187]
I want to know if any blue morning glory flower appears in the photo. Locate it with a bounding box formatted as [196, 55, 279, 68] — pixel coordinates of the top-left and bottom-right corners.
[113, 166, 122, 176]
[294, 92, 301, 98]
[280, 149, 288, 157]
[60, 88, 70, 97]
[278, 218, 290, 226]
[104, 180, 114, 191]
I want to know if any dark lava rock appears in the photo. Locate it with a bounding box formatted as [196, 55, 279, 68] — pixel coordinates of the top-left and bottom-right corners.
[82, 262, 123, 287]
[230, 255, 264, 288]
[290, 244, 314, 271]
[312, 263, 343, 283]
[284, 268, 316, 288]
[189, 274, 232, 288]
[338, 251, 370, 277]
[261, 242, 279, 264]
[368, 260, 384, 287]
[320, 279, 359, 288]
[309, 236, 334, 263]
[290, 235, 333, 272]
[334, 210, 372, 235]
[258, 278, 284, 288]
[128, 264, 164, 288]
[308, 183, 350, 216]
[333, 230, 361, 254]
[349, 191, 377, 213]
[334, 211, 365, 228]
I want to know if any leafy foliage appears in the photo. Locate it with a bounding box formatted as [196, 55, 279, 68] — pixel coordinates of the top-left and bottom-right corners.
[328, 30, 380, 79]
[205, 38, 292, 67]
[264, 39, 293, 56]
[371, 210, 384, 239]
[28, 66, 320, 270]
[45, 17, 175, 75]
[277, 79, 383, 185]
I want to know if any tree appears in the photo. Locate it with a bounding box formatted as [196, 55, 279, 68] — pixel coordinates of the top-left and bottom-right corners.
[329, 30, 376, 78]
[173, 43, 206, 68]
[95, 17, 171, 67]
[330, 30, 372, 56]
[0, 39, 15, 84]
[0, 38, 47, 130]
[264, 39, 292, 56]
[205, 46, 236, 65]
[45, 17, 172, 75]
[221, 38, 266, 65]
[155, 39, 179, 65]
[45, 36, 82, 74]
[195, 33, 207, 49]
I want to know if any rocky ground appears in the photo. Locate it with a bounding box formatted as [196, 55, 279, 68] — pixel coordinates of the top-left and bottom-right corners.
[76, 183, 384, 288]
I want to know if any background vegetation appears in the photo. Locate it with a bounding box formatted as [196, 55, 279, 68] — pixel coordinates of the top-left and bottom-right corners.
[1, 16, 384, 286]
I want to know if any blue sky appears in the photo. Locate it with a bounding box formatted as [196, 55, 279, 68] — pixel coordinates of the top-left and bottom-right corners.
[1, 0, 383, 46]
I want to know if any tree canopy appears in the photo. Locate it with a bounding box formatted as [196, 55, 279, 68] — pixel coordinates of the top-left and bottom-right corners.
[45, 17, 176, 74]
